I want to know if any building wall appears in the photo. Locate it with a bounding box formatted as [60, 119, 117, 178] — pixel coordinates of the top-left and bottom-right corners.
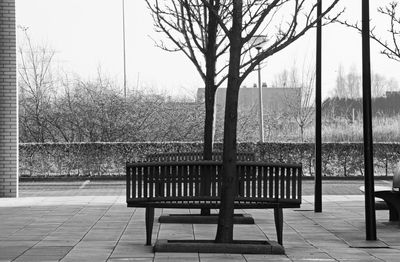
[197, 86, 301, 115]
[0, 0, 18, 197]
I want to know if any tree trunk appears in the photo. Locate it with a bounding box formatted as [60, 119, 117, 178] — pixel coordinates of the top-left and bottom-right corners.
[300, 124, 304, 142]
[201, 0, 219, 216]
[203, 0, 219, 161]
[201, 86, 216, 216]
[215, 0, 242, 243]
[203, 89, 216, 160]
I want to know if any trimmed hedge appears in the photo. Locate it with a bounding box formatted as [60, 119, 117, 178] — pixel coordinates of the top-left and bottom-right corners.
[19, 142, 400, 177]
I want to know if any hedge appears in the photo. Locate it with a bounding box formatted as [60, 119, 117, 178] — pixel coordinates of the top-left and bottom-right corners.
[19, 142, 400, 177]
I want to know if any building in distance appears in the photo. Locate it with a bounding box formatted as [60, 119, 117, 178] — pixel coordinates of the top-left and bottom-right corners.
[197, 84, 301, 117]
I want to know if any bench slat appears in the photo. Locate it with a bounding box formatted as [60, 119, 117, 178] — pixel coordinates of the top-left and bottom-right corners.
[257, 166, 262, 198]
[285, 167, 290, 199]
[211, 165, 217, 197]
[172, 165, 177, 197]
[183, 165, 189, 197]
[274, 166, 279, 200]
[190, 165, 195, 196]
[177, 165, 182, 197]
[194, 165, 200, 196]
[126, 165, 131, 199]
[251, 165, 256, 198]
[292, 167, 297, 200]
[144, 166, 149, 198]
[280, 167, 285, 199]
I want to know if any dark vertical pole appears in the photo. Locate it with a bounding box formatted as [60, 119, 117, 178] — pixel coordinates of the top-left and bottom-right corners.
[122, 0, 127, 101]
[362, 0, 377, 240]
[314, 0, 322, 212]
[257, 48, 264, 143]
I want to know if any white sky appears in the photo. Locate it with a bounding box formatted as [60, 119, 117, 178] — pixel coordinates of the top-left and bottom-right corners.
[16, 0, 400, 100]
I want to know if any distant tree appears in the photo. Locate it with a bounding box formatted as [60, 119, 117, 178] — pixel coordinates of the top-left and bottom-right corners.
[333, 64, 347, 98]
[346, 65, 361, 98]
[272, 66, 299, 88]
[371, 72, 399, 97]
[387, 77, 400, 91]
[332, 65, 361, 99]
[18, 26, 57, 143]
[276, 64, 315, 142]
[332, 64, 399, 99]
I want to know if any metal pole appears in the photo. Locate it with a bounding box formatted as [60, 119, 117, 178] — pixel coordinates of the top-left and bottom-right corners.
[314, 0, 322, 213]
[122, 0, 127, 101]
[362, 0, 377, 240]
[257, 48, 264, 143]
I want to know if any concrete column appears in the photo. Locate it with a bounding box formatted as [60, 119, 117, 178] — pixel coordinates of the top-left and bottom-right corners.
[0, 0, 18, 197]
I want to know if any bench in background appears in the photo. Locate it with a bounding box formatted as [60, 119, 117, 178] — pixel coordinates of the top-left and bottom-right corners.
[146, 151, 256, 162]
[360, 165, 400, 221]
[375, 166, 400, 221]
[145, 152, 256, 224]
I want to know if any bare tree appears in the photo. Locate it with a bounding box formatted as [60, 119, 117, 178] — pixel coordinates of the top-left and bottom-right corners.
[18, 26, 57, 143]
[335, 1, 400, 62]
[333, 64, 347, 98]
[145, 0, 231, 162]
[277, 65, 315, 142]
[332, 64, 398, 99]
[332, 64, 361, 99]
[371, 72, 399, 97]
[272, 64, 300, 88]
[346, 65, 361, 98]
[199, 0, 341, 243]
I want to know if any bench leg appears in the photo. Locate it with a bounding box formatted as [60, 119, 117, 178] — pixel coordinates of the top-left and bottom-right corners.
[386, 202, 399, 221]
[375, 192, 400, 222]
[145, 207, 155, 246]
[389, 208, 399, 221]
[274, 208, 283, 245]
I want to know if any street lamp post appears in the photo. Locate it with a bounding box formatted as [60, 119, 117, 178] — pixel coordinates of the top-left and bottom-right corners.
[256, 47, 264, 143]
[122, 0, 127, 101]
[362, 0, 377, 241]
[251, 35, 268, 143]
[315, 0, 322, 213]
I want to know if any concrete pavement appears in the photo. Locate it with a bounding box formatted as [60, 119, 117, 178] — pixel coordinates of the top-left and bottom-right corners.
[0, 181, 398, 261]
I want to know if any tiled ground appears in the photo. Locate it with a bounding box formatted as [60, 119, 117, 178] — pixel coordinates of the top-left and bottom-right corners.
[0, 181, 398, 261]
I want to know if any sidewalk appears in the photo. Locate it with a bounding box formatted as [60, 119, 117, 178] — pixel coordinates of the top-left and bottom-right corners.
[0, 181, 399, 261]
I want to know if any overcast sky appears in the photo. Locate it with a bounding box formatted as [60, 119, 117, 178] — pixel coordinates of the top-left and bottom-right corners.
[16, 0, 400, 99]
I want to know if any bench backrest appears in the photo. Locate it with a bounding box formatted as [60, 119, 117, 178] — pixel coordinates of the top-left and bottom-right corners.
[145, 152, 255, 162]
[126, 161, 302, 204]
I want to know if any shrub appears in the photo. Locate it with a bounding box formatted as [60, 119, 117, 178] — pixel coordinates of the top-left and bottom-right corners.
[19, 142, 400, 177]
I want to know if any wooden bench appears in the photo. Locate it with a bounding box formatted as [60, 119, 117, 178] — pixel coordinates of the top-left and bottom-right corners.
[126, 161, 302, 246]
[145, 151, 256, 162]
[360, 166, 400, 221]
[375, 167, 400, 221]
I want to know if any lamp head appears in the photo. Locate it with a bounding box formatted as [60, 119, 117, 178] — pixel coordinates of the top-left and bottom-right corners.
[250, 35, 268, 50]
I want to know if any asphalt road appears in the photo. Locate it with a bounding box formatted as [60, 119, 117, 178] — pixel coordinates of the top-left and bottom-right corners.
[18, 179, 393, 197]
